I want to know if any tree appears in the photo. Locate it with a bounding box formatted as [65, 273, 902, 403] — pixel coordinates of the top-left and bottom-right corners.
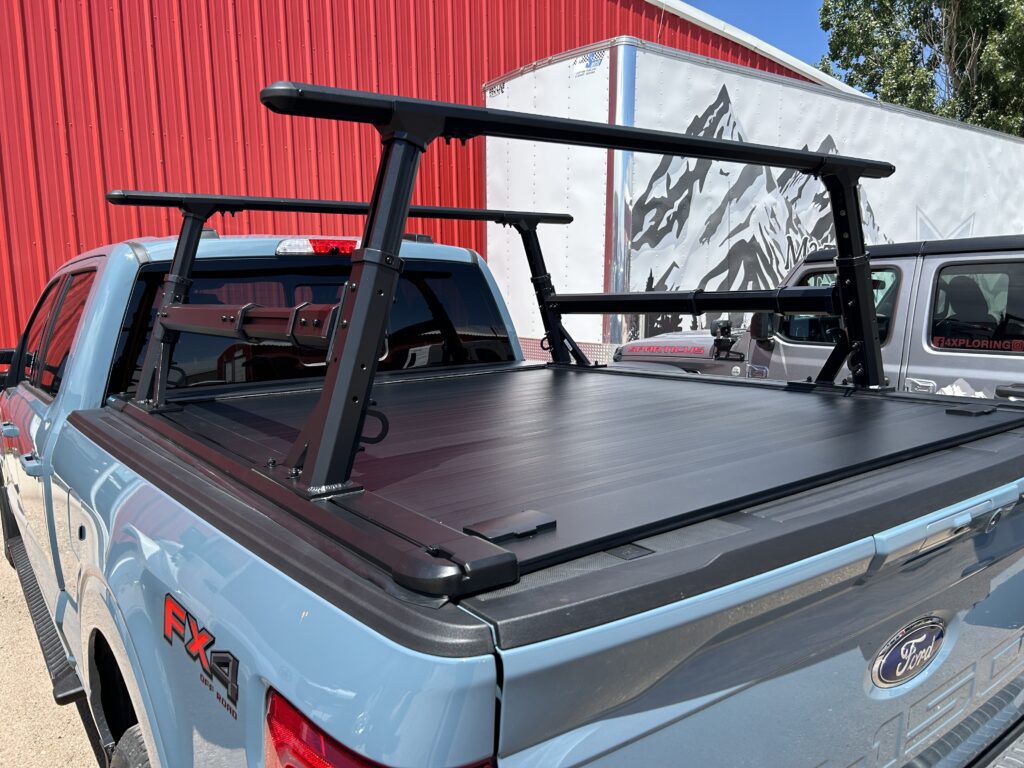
[820, 0, 1024, 136]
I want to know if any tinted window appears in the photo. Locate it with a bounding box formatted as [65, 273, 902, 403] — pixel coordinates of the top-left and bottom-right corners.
[108, 257, 515, 396]
[18, 280, 62, 384]
[38, 271, 96, 396]
[777, 269, 898, 344]
[931, 263, 1024, 354]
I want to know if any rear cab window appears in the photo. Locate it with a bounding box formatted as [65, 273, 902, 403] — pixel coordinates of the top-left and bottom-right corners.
[108, 256, 516, 397]
[931, 262, 1024, 354]
[777, 269, 899, 344]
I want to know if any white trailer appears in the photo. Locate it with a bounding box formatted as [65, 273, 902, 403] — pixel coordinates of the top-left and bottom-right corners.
[484, 36, 1024, 356]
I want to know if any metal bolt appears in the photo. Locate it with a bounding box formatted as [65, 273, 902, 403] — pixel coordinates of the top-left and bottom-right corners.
[287, 468, 301, 479]
[341, 320, 349, 328]
[300, 318, 307, 326]
[349, 283, 358, 291]
[221, 315, 228, 321]
[847, 300, 856, 308]
[267, 458, 277, 467]
[312, 318, 321, 327]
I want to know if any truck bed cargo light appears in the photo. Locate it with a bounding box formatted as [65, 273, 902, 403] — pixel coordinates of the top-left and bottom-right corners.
[264, 690, 493, 768]
[277, 237, 358, 256]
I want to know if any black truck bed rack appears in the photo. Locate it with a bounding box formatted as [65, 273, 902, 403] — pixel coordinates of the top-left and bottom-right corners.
[102, 82, 907, 598]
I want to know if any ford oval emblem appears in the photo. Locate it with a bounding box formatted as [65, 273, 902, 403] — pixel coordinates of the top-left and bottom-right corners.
[871, 617, 946, 688]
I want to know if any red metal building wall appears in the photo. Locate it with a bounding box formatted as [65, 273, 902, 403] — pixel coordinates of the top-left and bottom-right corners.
[0, 0, 805, 346]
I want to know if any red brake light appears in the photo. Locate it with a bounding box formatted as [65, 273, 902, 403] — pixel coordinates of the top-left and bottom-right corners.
[309, 238, 357, 255]
[265, 690, 494, 768]
[276, 238, 358, 256]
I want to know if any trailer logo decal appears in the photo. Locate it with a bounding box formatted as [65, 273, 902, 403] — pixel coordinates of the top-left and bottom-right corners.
[163, 594, 239, 709]
[871, 617, 946, 688]
[572, 51, 606, 77]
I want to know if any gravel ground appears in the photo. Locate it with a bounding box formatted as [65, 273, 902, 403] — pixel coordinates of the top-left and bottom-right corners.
[0, 554, 93, 765]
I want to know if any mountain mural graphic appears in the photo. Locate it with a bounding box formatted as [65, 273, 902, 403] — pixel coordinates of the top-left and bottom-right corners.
[628, 85, 887, 330]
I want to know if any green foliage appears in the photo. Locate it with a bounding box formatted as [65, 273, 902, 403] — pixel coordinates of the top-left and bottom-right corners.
[820, 0, 1024, 135]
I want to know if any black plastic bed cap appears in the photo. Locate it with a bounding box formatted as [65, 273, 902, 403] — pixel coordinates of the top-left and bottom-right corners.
[260, 81, 896, 180]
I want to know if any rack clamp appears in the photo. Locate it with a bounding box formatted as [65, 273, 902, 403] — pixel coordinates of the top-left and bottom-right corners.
[354, 246, 402, 271]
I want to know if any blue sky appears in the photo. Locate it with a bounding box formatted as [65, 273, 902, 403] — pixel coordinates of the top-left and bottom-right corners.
[684, 1, 830, 66]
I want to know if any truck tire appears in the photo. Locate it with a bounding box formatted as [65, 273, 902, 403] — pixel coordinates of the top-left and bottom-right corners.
[110, 724, 151, 768]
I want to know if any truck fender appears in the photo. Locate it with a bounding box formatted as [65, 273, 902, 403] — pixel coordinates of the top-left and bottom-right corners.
[78, 568, 166, 768]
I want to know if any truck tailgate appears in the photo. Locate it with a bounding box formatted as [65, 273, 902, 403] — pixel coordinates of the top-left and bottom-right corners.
[478, 440, 1024, 766]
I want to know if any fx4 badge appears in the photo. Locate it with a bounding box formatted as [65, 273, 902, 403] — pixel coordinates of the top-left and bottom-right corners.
[163, 594, 239, 709]
[871, 617, 946, 688]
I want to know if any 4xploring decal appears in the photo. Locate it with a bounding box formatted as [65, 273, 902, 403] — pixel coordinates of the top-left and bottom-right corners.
[163, 594, 239, 716]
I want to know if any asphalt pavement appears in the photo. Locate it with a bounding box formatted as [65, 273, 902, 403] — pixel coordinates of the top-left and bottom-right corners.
[0, 553, 93, 765]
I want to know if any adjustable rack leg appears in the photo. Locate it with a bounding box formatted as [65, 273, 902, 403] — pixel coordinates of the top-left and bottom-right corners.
[515, 222, 590, 366]
[286, 136, 424, 494]
[820, 171, 885, 388]
[135, 210, 210, 406]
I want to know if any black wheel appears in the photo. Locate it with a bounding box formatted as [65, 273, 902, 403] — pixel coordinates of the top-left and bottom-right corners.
[110, 724, 151, 768]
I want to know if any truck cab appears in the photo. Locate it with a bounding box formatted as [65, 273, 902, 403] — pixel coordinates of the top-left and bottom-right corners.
[614, 236, 1024, 399]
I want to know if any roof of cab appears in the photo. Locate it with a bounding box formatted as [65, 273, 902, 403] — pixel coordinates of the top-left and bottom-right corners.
[805, 234, 1024, 263]
[127, 234, 479, 264]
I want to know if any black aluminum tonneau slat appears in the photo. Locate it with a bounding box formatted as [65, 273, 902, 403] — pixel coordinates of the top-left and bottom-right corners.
[106, 190, 573, 226]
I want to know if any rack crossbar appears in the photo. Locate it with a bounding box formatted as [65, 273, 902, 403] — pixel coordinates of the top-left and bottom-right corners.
[546, 286, 837, 316]
[106, 190, 573, 226]
[260, 82, 895, 180]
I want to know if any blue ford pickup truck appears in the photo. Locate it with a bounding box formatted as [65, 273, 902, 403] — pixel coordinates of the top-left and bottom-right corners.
[4, 83, 1024, 768]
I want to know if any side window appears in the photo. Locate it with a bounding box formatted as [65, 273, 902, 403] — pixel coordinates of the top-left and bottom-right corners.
[931, 263, 1024, 354]
[37, 271, 96, 396]
[777, 269, 899, 344]
[17, 280, 62, 385]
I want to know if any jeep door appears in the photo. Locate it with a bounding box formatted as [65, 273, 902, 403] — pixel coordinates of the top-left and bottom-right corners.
[905, 253, 1024, 397]
[764, 261, 914, 385]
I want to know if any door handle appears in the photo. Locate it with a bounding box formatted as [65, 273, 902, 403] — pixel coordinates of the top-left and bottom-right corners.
[996, 383, 1024, 399]
[1, 421, 18, 438]
[869, 480, 1022, 573]
[18, 452, 47, 478]
[905, 377, 937, 394]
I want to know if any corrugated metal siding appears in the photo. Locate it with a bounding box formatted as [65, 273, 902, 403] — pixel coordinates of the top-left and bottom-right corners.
[0, 0, 806, 346]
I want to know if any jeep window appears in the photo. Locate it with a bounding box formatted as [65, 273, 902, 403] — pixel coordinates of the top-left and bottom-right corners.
[108, 257, 515, 396]
[931, 262, 1024, 354]
[38, 271, 97, 396]
[777, 269, 898, 345]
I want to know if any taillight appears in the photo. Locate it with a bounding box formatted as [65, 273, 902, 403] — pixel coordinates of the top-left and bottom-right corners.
[264, 690, 494, 768]
[276, 238, 358, 256]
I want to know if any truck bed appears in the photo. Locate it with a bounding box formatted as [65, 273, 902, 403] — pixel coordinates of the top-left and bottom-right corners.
[160, 364, 1024, 571]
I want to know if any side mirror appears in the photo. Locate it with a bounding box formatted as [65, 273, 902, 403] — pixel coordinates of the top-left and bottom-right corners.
[0, 348, 14, 388]
[748, 312, 774, 342]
